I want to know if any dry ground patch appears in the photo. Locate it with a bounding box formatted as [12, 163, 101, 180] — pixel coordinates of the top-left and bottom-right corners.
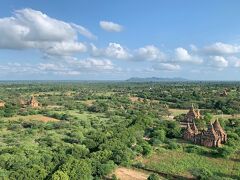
[4, 114, 59, 122]
[114, 167, 150, 180]
[129, 96, 159, 103]
[81, 100, 96, 106]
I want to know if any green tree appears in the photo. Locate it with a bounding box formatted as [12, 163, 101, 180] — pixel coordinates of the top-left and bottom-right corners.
[59, 158, 92, 180]
[51, 170, 69, 180]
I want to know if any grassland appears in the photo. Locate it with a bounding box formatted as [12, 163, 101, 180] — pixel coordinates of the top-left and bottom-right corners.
[134, 148, 240, 179]
[168, 108, 188, 116]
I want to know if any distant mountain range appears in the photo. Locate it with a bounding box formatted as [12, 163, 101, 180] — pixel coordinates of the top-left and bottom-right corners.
[126, 77, 188, 82]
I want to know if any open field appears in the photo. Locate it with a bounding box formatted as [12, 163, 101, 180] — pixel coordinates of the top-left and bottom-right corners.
[169, 108, 188, 116]
[135, 148, 240, 179]
[3, 114, 59, 122]
[214, 114, 240, 119]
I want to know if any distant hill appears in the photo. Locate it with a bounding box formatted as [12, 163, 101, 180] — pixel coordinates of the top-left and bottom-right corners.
[126, 77, 188, 82]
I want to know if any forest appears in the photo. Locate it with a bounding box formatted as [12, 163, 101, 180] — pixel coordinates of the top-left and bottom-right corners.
[0, 81, 239, 180]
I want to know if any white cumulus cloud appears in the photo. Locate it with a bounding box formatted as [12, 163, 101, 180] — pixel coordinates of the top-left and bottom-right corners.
[175, 47, 191, 61]
[175, 47, 203, 64]
[0, 8, 95, 57]
[135, 45, 166, 61]
[99, 21, 123, 32]
[91, 43, 132, 60]
[204, 42, 240, 55]
[209, 56, 228, 69]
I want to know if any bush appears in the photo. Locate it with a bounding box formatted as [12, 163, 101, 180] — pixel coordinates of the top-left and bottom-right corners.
[167, 140, 181, 150]
[141, 143, 152, 156]
[147, 173, 160, 180]
[133, 162, 145, 168]
[184, 145, 206, 155]
[166, 121, 181, 138]
[97, 160, 116, 177]
[191, 168, 213, 180]
[150, 138, 162, 146]
[152, 129, 166, 142]
[217, 146, 234, 158]
[111, 174, 118, 180]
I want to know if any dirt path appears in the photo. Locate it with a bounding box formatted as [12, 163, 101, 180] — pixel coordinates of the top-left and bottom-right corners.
[115, 167, 149, 180]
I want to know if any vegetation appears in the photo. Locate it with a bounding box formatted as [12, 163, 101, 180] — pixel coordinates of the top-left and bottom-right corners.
[0, 81, 239, 179]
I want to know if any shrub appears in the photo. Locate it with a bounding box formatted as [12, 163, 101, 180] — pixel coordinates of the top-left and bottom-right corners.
[184, 145, 206, 155]
[150, 138, 162, 146]
[191, 168, 213, 180]
[97, 160, 116, 177]
[152, 129, 166, 142]
[111, 174, 118, 180]
[133, 162, 145, 168]
[141, 143, 152, 156]
[147, 173, 160, 180]
[167, 140, 181, 150]
[217, 146, 234, 158]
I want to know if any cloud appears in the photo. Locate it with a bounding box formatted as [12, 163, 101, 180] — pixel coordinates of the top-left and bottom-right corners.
[226, 56, 240, 67]
[78, 58, 114, 71]
[203, 42, 240, 55]
[0, 63, 43, 74]
[0, 57, 116, 76]
[153, 63, 181, 71]
[44, 41, 87, 56]
[99, 21, 123, 32]
[91, 43, 167, 62]
[0, 8, 94, 57]
[175, 47, 191, 61]
[174, 47, 203, 64]
[2, 8, 240, 79]
[105, 43, 131, 59]
[71, 23, 97, 40]
[190, 44, 198, 52]
[209, 56, 228, 69]
[14, 8, 76, 42]
[135, 45, 166, 61]
[235, 61, 240, 67]
[91, 43, 132, 60]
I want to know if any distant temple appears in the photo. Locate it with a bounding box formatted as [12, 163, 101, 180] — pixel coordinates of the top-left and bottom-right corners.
[181, 104, 201, 125]
[17, 95, 40, 108]
[183, 119, 227, 147]
[0, 100, 5, 108]
[220, 90, 228, 97]
[27, 95, 39, 108]
[18, 98, 26, 107]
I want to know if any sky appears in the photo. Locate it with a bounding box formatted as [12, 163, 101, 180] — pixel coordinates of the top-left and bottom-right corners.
[1, 0, 240, 80]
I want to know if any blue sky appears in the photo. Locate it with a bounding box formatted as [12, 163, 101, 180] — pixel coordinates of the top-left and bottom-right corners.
[1, 0, 240, 80]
